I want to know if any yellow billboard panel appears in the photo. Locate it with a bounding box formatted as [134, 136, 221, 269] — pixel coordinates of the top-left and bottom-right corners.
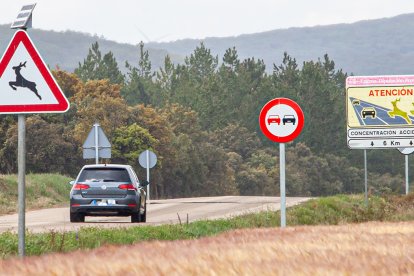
[346, 76, 414, 149]
[347, 86, 414, 128]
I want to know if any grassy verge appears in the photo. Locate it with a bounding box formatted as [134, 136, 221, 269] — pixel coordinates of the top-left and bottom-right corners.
[0, 174, 72, 214]
[1, 193, 414, 258]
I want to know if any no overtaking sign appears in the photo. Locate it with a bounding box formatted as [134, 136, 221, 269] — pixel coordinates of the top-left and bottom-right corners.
[259, 97, 304, 143]
[259, 97, 304, 228]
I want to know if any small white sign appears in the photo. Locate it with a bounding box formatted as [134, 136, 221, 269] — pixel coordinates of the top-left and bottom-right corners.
[348, 138, 414, 149]
[139, 150, 157, 169]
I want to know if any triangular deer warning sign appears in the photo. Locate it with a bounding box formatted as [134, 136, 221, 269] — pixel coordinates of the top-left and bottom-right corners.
[0, 30, 69, 114]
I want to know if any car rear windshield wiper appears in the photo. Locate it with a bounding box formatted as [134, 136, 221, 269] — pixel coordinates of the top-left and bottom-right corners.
[86, 179, 102, 182]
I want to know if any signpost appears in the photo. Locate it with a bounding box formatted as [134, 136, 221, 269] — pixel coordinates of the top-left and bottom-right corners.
[406, 155, 409, 195]
[0, 4, 69, 257]
[139, 150, 157, 203]
[259, 98, 304, 227]
[347, 75, 414, 200]
[398, 148, 413, 195]
[82, 123, 111, 164]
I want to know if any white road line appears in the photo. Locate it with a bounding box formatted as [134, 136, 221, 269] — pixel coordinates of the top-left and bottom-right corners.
[355, 108, 366, 126]
[375, 116, 389, 125]
[354, 107, 366, 126]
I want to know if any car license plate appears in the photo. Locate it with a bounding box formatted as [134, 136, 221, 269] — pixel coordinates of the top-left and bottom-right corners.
[98, 201, 107, 206]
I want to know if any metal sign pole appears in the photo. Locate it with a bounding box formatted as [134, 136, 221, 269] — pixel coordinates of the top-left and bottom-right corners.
[406, 155, 409, 195]
[364, 150, 368, 206]
[17, 114, 26, 257]
[146, 150, 150, 203]
[94, 123, 99, 164]
[259, 98, 304, 229]
[280, 143, 286, 228]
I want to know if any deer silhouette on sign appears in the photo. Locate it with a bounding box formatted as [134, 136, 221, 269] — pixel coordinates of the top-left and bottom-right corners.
[388, 98, 411, 124]
[9, 61, 42, 100]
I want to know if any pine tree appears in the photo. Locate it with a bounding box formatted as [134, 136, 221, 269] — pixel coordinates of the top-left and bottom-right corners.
[75, 42, 124, 85]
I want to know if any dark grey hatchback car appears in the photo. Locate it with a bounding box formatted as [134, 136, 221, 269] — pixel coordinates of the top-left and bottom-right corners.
[69, 164, 148, 223]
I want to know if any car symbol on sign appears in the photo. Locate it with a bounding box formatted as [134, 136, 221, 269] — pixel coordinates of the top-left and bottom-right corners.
[283, 115, 296, 125]
[362, 107, 376, 119]
[267, 115, 281, 125]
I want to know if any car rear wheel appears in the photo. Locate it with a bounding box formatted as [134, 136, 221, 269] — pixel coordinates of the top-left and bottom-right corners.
[140, 206, 147, 223]
[70, 213, 85, 223]
[131, 212, 141, 223]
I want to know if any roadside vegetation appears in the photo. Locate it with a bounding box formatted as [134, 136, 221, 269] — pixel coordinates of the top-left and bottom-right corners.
[0, 174, 71, 215]
[2, 221, 414, 275]
[0, 193, 413, 258]
[0, 41, 408, 199]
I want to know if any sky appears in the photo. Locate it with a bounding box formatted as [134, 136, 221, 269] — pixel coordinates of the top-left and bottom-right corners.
[1, 0, 414, 45]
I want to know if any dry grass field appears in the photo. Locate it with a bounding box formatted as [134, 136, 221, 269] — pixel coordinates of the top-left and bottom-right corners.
[1, 221, 414, 275]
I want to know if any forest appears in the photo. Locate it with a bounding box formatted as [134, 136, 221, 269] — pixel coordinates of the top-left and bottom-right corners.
[0, 42, 407, 198]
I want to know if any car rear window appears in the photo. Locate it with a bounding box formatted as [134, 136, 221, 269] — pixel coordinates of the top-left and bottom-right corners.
[78, 168, 131, 182]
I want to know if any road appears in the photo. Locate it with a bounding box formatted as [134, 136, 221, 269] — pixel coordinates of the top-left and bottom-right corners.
[0, 196, 309, 233]
[349, 96, 414, 126]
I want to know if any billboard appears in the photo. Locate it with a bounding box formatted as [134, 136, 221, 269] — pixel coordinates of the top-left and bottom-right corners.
[347, 75, 414, 149]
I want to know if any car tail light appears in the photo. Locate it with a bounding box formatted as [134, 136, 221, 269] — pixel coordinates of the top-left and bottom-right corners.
[73, 184, 90, 190]
[128, 204, 137, 207]
[71, 204, 81, 207]
[118, 184, 137, 191]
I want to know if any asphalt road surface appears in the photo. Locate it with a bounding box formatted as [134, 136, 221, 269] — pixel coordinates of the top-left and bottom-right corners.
[349, 96, 414, 126]
[0, 196, 309, 233]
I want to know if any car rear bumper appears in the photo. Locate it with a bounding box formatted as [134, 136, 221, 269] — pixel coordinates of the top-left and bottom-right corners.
[70, 206, 137, 216]
[70, 195, 140, 216]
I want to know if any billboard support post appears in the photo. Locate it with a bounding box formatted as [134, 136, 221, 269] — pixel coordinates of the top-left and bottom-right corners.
[406, 155, 409, 195]
[364, 149, 368, 206]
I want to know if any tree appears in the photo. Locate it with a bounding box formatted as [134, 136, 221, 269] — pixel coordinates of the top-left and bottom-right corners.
[52, 70, 81, 99]
[112, 123, 158, 164]
[72, 79, 129, 144]
[237, 149, 276, 196]
[180, 43, 223, 129]
[185, 42, 218, 82]
[122, 42, 156, 105]
[209, 123, 262, 159]
[0, 116, 82, 175]
[154, 55, 178, 106]
[271, 53, 347, 154]
[75, 42, 124, 85]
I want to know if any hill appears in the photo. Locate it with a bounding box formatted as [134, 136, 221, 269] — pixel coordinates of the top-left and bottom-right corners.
[0, 24, 182, 73]
[148, 13, 414, 75]
[1, 14, 414, 75]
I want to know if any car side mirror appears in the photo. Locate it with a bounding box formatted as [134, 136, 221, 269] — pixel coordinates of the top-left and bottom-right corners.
[140, 180, 149, 187]
[69, 180, 75, 186]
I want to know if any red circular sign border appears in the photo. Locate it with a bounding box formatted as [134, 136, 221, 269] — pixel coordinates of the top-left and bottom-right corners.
[259, 98, 304, 143]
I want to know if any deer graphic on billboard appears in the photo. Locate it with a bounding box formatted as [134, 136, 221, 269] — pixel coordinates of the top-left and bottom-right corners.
[9, 61, 41, 100]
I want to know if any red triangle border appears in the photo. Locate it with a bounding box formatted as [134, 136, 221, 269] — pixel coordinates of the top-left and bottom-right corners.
[0, 30, 69, 114]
